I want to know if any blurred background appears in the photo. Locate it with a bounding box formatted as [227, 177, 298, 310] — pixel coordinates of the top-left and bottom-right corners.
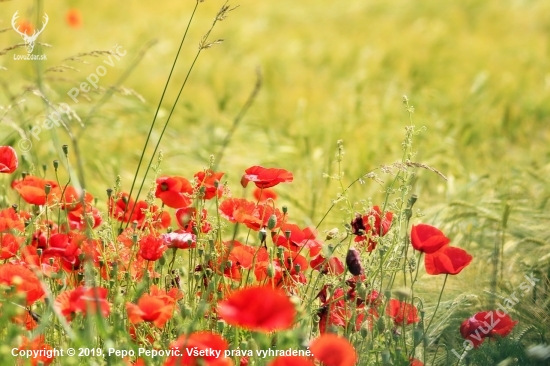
[2, 1, 550, 357]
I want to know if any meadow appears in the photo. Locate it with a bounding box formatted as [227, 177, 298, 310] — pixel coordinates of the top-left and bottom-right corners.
[1, 0, 550, 365]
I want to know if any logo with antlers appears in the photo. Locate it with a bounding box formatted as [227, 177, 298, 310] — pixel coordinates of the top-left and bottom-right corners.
[12, 11, 49, 54]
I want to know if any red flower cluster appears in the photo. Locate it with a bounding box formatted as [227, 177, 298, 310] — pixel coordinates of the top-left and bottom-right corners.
[411, 224, 473, 275]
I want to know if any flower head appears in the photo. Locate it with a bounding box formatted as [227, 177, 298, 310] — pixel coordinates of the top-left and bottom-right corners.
[460, 311, 518, 348]
[218, 286, 296, 332]
[0, 146, 18, 173]
[309, 333, 357, 366]
[386, 299, 419, 325]
[424, 246, 472, 275]
[241, 166, 293, 189]
[411, 224, 450, 254]
[66, 9, 82, 28]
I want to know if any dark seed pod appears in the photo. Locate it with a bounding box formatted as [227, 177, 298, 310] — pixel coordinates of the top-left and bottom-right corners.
[346, 247, 363, 276]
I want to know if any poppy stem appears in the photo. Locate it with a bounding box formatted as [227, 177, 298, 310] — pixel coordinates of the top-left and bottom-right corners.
[424, 273, 448, 335]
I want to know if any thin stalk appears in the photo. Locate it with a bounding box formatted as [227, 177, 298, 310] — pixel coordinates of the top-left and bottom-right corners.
[424, 274, 448, 334]
[121, 1, 200, 230]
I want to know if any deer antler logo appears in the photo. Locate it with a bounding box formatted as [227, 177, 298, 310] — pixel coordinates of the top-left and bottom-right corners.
[12, 11, 49, 54]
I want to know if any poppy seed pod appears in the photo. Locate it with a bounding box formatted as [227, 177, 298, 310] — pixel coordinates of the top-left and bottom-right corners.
[346, 247, 363, 276]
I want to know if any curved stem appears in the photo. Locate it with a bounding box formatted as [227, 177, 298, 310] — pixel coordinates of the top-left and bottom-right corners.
[425, 274, 448, 334]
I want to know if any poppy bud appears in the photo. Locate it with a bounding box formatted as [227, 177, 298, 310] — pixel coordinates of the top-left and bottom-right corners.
[360, 322, 369, 338]
[217, 320, 226, 333]
[346, 247, 363, 276]
[277, 246, 284, 259]
[44, 184, 51, 195]
[53, 160, 59, 170]
[377, 317, 385, 332]
[407, 194, 418, 208]
[267, 214, 277, 230]
[357, 283, 368, 300]
[62, 144, 69, 156]
[259, 228, 267, 244]
[267, 264, 275, 278]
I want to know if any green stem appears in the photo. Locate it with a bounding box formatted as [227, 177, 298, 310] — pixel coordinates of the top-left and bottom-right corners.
[424, 274, 448, 334]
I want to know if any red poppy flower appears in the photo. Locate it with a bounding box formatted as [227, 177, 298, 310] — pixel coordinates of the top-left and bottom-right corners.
[18, 337, 55, 366]
[69, 286, 111, 317]
[41, 233, 84, 272]
[67, 205, 102, 231]
[0, 263, 45, 305]
[410, 358, 424, 366]
[133, 201, 171, 230]
[176, 206, 211, 233]
[310, 255, 345, 275]
[386, 299, 419, 325]
[309, 333, 357, 366]
[17, 19, 34, 35]
[126, 293, 175, 328]
[11, 175, 59, 206]
[164, 331, 232, 366]
[48, 185, 94, 211]
[21, 245, 60, 277]
[155, 176, 194, 208]
[219, 198, 283, 231]
[66, 9, 82, 28]
[162, 231, 197, 250]
[411, 224, 450, 254]
[351, 206, 393, 252]
[241, 166, 293, 189]
[460, 311, 518, 348]
[222, 241, 268, 280]
[0, 146, 18, 173]
[316, 285, 369, 334]
[424, 246, 472, 275]
[11, 310, 39, 330]
[138, 234, 167, 261]
[1, 233, 23, 259]
[268, 356, 314, 366]
[195, 169, 224, 200]
[318, 302, 367, 334]
[0, 207, 27, 232]
[274, 224, 322, 257]
[218, 286, 296, 332]
[253, 187, 278, 202]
